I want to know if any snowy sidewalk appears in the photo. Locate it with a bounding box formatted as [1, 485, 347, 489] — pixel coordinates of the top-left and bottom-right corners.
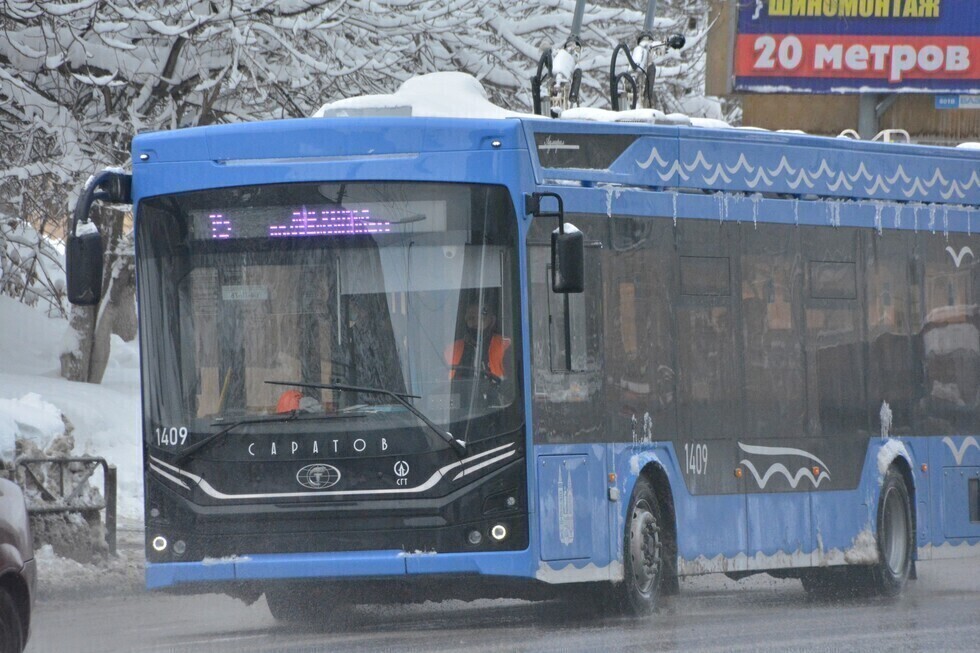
[35, 520, 145, 602]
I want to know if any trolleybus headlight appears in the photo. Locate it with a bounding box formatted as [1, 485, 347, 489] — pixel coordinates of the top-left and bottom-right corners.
[490, 524, 508, 542]
[151, 535, 168, 552]
[173, 539, 187, 556]
[467, 529, 483, 545]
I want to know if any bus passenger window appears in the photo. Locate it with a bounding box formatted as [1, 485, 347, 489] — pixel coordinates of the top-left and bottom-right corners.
[803, 228, 867, 437]
[918, 233, 980, 434]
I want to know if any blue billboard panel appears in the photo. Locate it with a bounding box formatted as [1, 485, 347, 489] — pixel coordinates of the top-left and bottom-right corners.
[733, 0, 980, 93]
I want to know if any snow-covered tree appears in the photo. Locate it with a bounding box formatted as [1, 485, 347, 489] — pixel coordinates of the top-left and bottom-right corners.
[1, 0, 715, 382]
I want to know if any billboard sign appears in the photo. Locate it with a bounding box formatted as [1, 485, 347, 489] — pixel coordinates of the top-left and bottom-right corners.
[732, 0, 980, 93]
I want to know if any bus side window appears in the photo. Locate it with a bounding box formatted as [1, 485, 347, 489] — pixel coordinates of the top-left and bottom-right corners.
[547, 265, 589, 372]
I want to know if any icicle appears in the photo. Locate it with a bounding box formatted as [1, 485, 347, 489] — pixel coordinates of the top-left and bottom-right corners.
[928, 204, 936, 233]
[671, 190, 678, 227]
[874, 203, 883, 235]
[794, 199, 799, 225]
[894, 203, 902, 231]
[943, 206, 949, 239]
[827, 201, 841, 228]
[751, 193, 760, 230]
[880, 401, 892, 439]
[603, 185, 623, 219]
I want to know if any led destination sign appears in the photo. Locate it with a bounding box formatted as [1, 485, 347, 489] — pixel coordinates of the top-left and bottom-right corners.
[208, 207, 392, 240]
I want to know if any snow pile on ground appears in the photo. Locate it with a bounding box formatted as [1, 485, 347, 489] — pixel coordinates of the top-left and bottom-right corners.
[0, 393, 66, 462]
[0, 295, 143, 523]
[34, 534, 144, 600]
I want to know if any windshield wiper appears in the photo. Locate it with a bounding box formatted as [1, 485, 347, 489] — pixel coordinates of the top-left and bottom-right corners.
[172, 411, 361, 465]
[266, 381, 466, 456]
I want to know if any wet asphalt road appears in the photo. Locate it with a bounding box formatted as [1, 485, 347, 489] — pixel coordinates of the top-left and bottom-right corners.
[27, 557, 979, 653]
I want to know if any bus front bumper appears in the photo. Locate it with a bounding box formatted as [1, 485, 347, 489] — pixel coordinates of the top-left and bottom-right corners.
[146, 548, 535, 589]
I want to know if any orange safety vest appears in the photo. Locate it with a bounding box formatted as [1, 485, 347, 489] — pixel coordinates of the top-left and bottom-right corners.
[276, 390, 303, 413]
[446, 334, 511, 380]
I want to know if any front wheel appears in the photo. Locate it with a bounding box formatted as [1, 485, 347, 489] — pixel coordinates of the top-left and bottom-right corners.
[610, 477, 663, 615]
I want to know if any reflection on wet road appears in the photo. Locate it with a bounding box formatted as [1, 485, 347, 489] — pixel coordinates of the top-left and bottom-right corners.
[28, 558, 979, 652]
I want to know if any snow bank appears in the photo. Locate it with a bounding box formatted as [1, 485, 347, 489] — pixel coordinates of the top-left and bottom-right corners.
[0, 393, 65, 462]
[0, 296, 143, 521]
[314, 72, 524, 120]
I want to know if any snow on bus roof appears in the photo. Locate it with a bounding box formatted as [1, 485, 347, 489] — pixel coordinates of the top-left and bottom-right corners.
[312, 72, 732, 127]
[313, 72, 524, 120]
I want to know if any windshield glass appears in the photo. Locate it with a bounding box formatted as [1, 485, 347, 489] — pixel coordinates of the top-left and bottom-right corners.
[136, 182, 522, 449]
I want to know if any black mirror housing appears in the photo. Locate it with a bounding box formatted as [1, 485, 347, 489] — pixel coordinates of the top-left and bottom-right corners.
[65, 169, 131, 306]
[552, 229, 585, 293]
[66, 229, 104, 306]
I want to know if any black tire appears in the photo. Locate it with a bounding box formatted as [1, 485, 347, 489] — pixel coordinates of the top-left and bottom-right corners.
[610, 477, 663, 615]
[0, 589, 25, 653]
[801, 467, 913, 600]
[870, 467, 914, 597]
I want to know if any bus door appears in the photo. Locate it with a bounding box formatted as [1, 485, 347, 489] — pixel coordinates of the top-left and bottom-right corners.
[527, 217, 610, 568]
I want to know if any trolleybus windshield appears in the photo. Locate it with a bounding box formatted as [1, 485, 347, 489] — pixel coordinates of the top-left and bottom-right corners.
[135, 181, 522, 456]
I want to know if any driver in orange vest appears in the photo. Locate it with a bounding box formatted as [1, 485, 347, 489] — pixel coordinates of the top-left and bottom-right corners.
[446, 302, 511, 382]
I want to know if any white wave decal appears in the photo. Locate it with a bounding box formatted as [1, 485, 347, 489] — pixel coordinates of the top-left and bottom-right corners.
[738, 442, 831, 489]
[769, 156, 797, 177]
[886, 165, 911, 185]
[628, 146, 974, 207]
[812, 159, 836, 179]
[965, 170, 980, 191]
[864, 176, 891, 195]
[684, 151, 712, 173]
[847, 162, 873, 183]
[745, 166, 773, 189]
[946, 245, 974, 268]
[636, 146, 668, 170]
[902, 178, 928, 198]
[658, 160, 689, 182]
[724, 153, 755, 175]
[827, 172, 853, 192]
[942, 436, 980, 465]
[703, 164, 732, 185]
[786, 169, 814, 190]
[940, 181, 965, 200]
[924, 168, 948, 188]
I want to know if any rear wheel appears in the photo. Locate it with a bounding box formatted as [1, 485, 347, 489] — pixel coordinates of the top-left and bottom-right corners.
[0, 588, 25, 653]
[870, 467, 914, 597]
[610, 477, 663, 615]
[800, 467, 913, 599]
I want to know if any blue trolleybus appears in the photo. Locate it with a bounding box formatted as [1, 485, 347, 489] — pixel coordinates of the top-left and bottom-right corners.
[67, 84, 980, 619]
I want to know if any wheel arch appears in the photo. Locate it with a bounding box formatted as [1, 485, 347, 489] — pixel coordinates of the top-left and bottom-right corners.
[876, 443, 917, 547]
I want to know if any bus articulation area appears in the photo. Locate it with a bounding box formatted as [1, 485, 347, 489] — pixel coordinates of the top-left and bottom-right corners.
[67, 81, 980, 618]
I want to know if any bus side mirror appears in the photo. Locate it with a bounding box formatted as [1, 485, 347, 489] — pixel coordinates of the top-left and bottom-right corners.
[66, 228, 104, 306]
[551, 229, 584, 293]
[66, 170, 131, 306]
[526, 191, 585, 294]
